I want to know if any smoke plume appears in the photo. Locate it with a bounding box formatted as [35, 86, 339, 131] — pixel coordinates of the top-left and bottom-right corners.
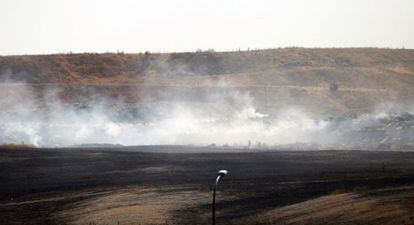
[1, 78, 413, 150]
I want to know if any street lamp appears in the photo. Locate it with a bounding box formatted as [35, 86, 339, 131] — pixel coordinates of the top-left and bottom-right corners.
[212, 169, 228, 225]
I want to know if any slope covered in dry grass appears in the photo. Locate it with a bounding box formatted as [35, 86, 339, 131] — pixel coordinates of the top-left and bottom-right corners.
[1, 48, 414, 117]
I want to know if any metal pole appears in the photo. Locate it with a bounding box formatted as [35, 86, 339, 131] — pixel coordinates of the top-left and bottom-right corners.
[212, 170, 227, 225]
[212, 175, 221, 225]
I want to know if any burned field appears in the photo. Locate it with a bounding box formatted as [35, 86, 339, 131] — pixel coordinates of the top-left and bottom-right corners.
[1, 147, 414, 225]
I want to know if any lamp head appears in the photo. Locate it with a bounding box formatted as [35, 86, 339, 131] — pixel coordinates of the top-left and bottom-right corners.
[217, 170, 228, 177]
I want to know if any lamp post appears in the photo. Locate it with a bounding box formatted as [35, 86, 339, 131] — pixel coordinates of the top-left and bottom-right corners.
[212, 170, 228, 225]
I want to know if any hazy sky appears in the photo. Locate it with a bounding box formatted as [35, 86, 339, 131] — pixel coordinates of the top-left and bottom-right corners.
[0, 0, 413, 55]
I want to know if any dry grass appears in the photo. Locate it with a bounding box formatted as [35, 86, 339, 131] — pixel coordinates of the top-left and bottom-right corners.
[241, 186, 414, 225]
[55, 186, 238, 225]
[0, 143, 37, 150]
[1, 48, 414, 116]
[33, 185, 414, 225]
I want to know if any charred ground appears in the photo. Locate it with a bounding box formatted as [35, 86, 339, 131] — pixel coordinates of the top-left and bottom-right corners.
[1, 147, 414, 224]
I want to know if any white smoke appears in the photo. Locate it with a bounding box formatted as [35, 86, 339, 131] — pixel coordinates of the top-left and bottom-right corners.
[0, 81, 413, 150]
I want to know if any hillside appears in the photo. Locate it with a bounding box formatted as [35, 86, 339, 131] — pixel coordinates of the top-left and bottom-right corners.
[1, 48, 414, 117]
[1, 48, 414, 148]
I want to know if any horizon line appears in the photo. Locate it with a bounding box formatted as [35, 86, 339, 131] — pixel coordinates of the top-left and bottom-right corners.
[1, 46, 413, 57]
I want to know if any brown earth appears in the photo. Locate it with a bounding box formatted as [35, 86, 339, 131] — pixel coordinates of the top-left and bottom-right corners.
[1, 48, 414, 117]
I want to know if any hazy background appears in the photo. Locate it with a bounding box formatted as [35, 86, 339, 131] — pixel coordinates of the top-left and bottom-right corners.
[0, 1, 414, 149]
[0, 0, 413, 55]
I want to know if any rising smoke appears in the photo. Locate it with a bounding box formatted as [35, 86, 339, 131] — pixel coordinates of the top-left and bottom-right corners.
[1, 78, 413, 150]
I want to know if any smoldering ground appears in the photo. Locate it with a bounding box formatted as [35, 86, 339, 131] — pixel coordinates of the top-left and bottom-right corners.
[0, 80, 413, 149]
